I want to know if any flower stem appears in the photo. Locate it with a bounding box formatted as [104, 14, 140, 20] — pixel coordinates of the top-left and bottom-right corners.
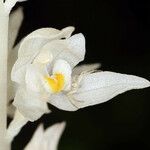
[0, 12, 10, 150]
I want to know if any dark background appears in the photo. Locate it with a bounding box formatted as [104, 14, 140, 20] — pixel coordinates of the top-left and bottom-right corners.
[12, 0, 150, 149]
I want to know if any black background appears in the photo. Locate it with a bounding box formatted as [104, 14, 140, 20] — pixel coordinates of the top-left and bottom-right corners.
[12, 0, 150, 149]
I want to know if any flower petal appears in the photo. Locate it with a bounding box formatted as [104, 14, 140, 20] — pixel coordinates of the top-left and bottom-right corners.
[13, 87, 50, 121]
[18, 27, 75, 58]
[41, 33, 86, 68]
[33, 48, 53, 64]
[11, 27, 74, 84]
[66, 33, 86, 67]
[25, 64, 49, 93]
[11, 56, 32, 83]
[72, 71, 150, 108]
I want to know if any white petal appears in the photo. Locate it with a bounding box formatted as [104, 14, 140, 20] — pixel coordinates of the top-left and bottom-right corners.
[33, 49, 53, 64]
[44, 122, 66, 150]
[13, 87, 50, 121]
[72, 63, 101, 75]
[48, 93, 77, 111]
[66, 33, 86, 66]
[24, 124, 44, 150]
[72, 71, 150, 108]
[41, 33, 86, 68]
[52, 59, 72, 91]
[9, 7, 23, 51]
[25, 64, 49, 93]
[18, 27, 75, 57]
[11, 56, 33, 84]
[11, 27, 74, 84]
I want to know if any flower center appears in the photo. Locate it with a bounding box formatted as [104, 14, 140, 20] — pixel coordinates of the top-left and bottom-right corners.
[44, 73, 65, 93]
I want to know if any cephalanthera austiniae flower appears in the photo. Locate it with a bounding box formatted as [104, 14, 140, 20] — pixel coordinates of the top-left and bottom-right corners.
[11, 26, 150, 122]
[24, 122, 65, 150]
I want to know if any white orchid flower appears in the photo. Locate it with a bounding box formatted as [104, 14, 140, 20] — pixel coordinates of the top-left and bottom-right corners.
[11, 26, 150, 122]
[24, 122, 65, 150]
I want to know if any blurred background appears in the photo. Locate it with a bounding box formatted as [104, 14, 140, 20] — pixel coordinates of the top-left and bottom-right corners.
[12, 0, 150, 149]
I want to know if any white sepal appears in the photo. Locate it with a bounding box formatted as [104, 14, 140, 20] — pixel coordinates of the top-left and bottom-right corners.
[73, 71, 150, 108]
[24, 122, 66, 150]
[48, 71, 150, 111]
[13, 87, 50, 121]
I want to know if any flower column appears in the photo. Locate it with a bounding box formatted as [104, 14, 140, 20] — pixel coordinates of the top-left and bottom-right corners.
[0, 1, 9, 149]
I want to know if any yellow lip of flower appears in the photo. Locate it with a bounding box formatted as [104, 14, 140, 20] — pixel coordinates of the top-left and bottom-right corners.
[44, 73, 65, 93]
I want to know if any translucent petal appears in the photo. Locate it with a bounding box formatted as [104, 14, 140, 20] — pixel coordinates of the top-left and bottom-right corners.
[11, 27, 74, 84]
[13, 87, 50, 121]
[41, 33, 86, 68]
[73, 71, 150, 108]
